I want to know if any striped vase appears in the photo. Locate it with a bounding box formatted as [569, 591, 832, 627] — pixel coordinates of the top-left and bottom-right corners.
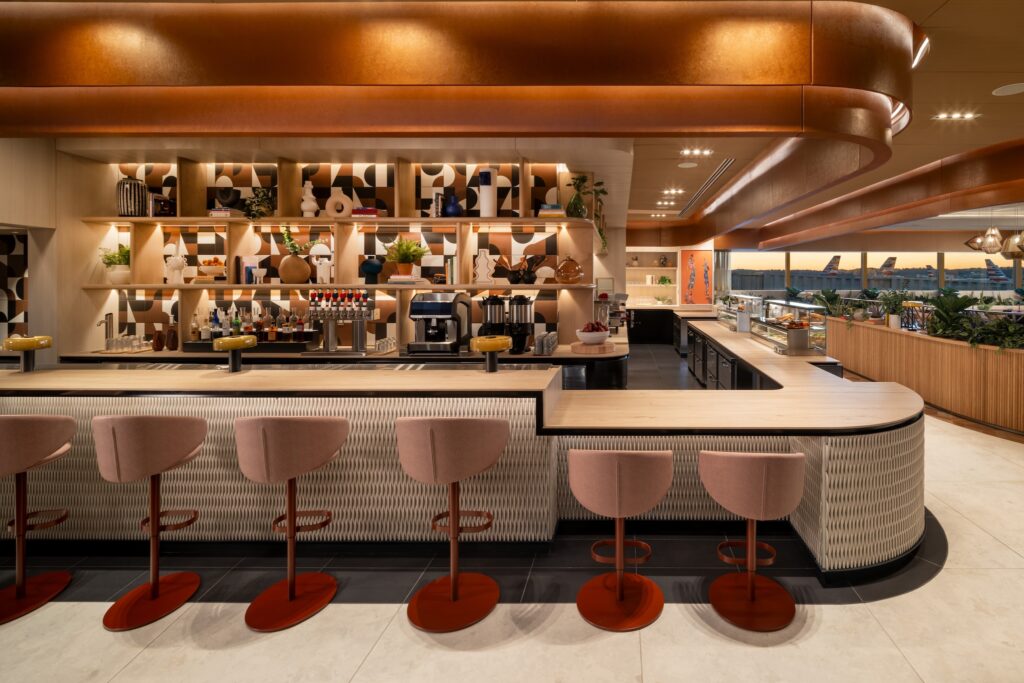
[117, 177, 148, 217]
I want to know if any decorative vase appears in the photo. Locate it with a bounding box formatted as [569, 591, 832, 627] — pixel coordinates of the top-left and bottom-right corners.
[324, 188, 353, 218]
[117, 177, 148, 217]
[151, 329, 165, 352]
[508, 269, 523, 285]
[474, 248, 494, 283]
[165, 319, 179, 351]
[278, 254, 311, 284]
[106, 265, 132, 286]
[479, 169, 498, 218]
[629, 255, 640, 267]
[555, 255, 584, 284]
[521, 269, 537, 285]
[442, 190, 464, 218]
[300, 181, 319, 218]
[396, 262, 414, 276]
[359, 256, 384, 284]
[565, 191, 587, 219]
[888, 313, 902, 330]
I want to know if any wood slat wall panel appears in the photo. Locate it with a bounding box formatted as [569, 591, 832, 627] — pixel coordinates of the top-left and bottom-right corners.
[826, 318, 1024, 433]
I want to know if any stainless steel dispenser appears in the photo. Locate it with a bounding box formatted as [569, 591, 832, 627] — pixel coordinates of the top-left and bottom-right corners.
[507, 294, 534, 355]
[407, 292, 472, 355]
[479, 295, 507, 337]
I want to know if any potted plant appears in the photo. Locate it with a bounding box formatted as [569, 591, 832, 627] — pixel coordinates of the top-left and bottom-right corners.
[813, 288, 847, 318]
[565, 174, 590, 219]
[100, 244, 131, 285]
[565, 175, 610, 253]
[878, 289, 909, 330]
[385, 237, 429, 276]
[278, 226, 322, 284]
[244, 188, 275, 220]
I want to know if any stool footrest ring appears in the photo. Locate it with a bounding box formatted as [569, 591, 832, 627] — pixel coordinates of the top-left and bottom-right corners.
[716, 539, 776, 567]
[6, 508, 69, 533]
[142, 509, 199, 533]
[272, 509, 332, 534]
[591, 539, 653, 566]
[431, 509, 494, 535]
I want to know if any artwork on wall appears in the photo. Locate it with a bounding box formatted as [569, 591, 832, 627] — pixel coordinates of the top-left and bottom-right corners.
[162, 226, 227, 283]
[118, 289, 178, 337]
[206, 163, 278, 212]
[414, 163, 520, 218]
[680, 249, 714, 305]
[476, 230, 559, 284]
[302, 163, 395, 215]
[359, 229, 457, 283]
[0, 233, 28, 341]
[529, 163, 561, 217]
[235, 226, 334, 285]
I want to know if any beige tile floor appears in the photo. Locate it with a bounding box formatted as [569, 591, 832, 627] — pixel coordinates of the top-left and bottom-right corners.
[1, 415, 1022, 683]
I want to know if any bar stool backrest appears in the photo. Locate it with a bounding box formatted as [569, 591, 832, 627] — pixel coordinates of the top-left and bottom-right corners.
[698, 451, 806, 521]
[395, 418, 510, 485]
[0, 415, 76, 477]
[234, 416, 350, 483]
[568, 450, 673, 519]
[92, 415, 207, 483]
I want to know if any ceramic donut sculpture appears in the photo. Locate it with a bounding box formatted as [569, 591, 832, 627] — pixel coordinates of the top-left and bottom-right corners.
[324, 191, 354, 218]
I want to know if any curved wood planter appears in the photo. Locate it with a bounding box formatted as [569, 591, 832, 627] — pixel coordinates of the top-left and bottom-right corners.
[826, 318, 1024, 433]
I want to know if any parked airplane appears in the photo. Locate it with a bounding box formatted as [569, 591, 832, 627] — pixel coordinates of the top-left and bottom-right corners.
[986, 259, 1011, 284]
[925, 265, 936, 278]
[821, 255, 841, 276]
[874, 256, 897, 276]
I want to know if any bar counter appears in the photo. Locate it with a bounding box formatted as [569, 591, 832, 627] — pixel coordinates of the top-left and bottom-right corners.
[0, 325, 925, 576]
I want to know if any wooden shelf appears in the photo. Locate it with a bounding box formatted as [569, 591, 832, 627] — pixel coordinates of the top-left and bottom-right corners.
[626, 266, 677, 271]
[82, 216, 595, 229]
[83, 283, 595, 292]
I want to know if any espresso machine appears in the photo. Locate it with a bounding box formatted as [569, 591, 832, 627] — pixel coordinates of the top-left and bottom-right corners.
[407, 292, 472, 355]
[507, 294, 534, 355]
[479, 295, 507, 337]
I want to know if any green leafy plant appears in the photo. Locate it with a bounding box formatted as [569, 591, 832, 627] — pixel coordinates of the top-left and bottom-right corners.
[99, 244, 130, 267]
[971, 316, 1024, 350]
[878, 289, 910, 315]
[785, 286, 803, 301]
[859, 288, 880, 301]
[243, 188, 275, 220]
[813, 289, 846, 317]
[926, 290, 978, 342]
[657, 275, 673, 285]
[385, 237, 429, 264]
[566, 175, 609, 251]
[280, 226, 322, 256]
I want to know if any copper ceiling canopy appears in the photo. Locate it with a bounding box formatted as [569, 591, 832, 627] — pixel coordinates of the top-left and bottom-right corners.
[0, 1, 923, 244]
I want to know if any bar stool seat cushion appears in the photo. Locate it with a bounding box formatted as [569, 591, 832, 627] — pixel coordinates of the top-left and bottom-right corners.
[213, 335, 257, 351]
[698, 451, 806, 521]
[2, 336, 52, 352]
[0, 415, 77, 477]
[569, 450, 673, 519]
[395, 417, 510, 485]
[234, 417, 350, 484]
[92, 415, 208, 483]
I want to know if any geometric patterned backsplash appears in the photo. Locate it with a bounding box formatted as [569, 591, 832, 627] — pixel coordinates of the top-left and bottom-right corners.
[207, 163, 278, 212]
[118, 288, 177, 338]
[415, 163, 521, 218]
[359, 229, 457, 284]
[235, 225, 335, 285]
[529, 163, 560, 216]
[162, 225, 227, 283]
[302, 163, 395, 215]
[0, 233, 28, 341]
[116, 163, 178, 201]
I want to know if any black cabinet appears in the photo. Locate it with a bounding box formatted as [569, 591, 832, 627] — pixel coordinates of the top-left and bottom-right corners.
[672, 315, 683, 354]
[705, 344, 719, 389]
[689, 330, 706, 386]
[627, 309, 674, 345]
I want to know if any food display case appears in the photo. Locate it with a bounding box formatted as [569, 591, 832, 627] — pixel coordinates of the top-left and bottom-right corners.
[716, 294, 763, 332]
[751, 299, 826, 356]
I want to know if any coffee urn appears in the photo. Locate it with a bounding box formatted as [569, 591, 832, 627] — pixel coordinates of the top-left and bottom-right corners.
[507, 294, 534, 355]
[479, 295, 507, 337]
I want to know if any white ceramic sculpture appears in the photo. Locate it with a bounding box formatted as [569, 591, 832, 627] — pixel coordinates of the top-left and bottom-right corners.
[300, 180, 319, 218]
[314, 256, 334, 284]
[324, 188, 353, 218]
[474, 248, 495, 284]
[164, 254, 186, 285]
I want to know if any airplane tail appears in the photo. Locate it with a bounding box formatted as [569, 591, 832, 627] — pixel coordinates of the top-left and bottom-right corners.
[985, 259, 1010, 283]
[822, 255, 841, 275]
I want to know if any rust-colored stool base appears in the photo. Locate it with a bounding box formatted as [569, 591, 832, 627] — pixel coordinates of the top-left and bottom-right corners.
[0, 570, 72, 625]
[407, 573, 499, 633]
[103, 571, 201, 631]
[245, 572, 337, 633]
[577, 572, 664, 632]
[708, 572, 796, 632]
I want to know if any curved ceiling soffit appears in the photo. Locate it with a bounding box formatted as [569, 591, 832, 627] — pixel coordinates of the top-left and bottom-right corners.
[0, 2, 921, 232]
[757, 139, 1024, 251]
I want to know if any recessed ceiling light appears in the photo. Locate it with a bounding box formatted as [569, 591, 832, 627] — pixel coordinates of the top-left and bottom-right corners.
[680, 148, 713, 157]
[932, 111, 978, 121]
[993, 82, 1024, 97]
[677, 161, 698, 169]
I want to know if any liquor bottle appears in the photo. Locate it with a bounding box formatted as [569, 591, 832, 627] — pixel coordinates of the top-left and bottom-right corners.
[296, 309, 305, 335]
[166, 315, 179, 351]
[277, 312, 289, 342]
[268, 315, 277, 342]
[222, 309, 231, 338]
[200, 315, 211, 341]
[231, 309, 241, 336]
[190, 313, 200, 341]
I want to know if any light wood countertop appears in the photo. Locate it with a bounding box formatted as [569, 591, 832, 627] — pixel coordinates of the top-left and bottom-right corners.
[543, 321, 924, 434]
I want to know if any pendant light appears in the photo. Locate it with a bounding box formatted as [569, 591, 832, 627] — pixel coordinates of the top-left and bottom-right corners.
[980, 226, 1004, 254]
[964, 234, 984, 251]
[1000, 232, 1023, 259]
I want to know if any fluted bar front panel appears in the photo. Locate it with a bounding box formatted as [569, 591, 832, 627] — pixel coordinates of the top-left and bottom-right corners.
[0, 396, 556, 542]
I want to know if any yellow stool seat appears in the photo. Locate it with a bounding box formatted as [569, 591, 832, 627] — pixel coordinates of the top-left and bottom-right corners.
[3, 336, 52, 352]
[213, 335, 257, 351]
[470, 335, 512, 353]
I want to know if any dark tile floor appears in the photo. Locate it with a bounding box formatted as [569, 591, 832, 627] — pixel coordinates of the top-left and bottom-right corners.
[0, 513, 945, 607]
[626, 344, 704, 390]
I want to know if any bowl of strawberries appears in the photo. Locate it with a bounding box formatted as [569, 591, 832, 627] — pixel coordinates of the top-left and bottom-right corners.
[576, 321, 610, 345]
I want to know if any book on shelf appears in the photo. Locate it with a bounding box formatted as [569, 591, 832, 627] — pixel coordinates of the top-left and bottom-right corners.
[387, 275, 430, 285]
[207, 208, 243, 217]
[352, 207, 380, 217]
[536, 204, 566, 218]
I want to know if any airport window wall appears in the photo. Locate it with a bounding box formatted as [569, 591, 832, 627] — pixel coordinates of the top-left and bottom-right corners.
[788, 252, 863, 292]
[728, 252, 787, 291]
[865, 252, 938, 294]
[943, 251, 1017, 293]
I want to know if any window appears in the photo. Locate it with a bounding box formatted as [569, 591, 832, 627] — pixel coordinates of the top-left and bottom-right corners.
[728, 251, 786, 292]
[788, 252, 862, 292]
[865, 252, 937, 295]
[944, 252, 1016, 293]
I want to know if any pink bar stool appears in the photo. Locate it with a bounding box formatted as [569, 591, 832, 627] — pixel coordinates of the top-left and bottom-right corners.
[568, 449, 673, 632]
[396, 417, 510, 633]
[234, 416, 350, 632]
[92, 415, 207, 631]
[698, 450, 806, 632]
[0, 415, 76, 624]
